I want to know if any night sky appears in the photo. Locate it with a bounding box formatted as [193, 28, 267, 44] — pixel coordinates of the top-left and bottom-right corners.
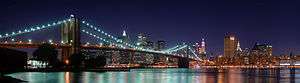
[1, 0, 300, 55]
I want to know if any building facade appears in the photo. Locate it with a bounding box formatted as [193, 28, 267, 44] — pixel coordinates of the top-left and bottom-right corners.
[224, 33, 238, 57]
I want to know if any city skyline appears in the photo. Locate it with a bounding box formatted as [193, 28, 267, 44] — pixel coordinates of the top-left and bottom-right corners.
[1, 1, 300, 83]
[1, 0, 300, 55]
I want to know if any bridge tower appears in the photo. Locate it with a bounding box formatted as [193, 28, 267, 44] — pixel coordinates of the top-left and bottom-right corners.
[61, 15, 81, 64]
[178, 45, 190, 68]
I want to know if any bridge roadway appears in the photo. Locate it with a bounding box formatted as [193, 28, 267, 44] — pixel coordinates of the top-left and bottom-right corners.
[0, 43, 198, 61]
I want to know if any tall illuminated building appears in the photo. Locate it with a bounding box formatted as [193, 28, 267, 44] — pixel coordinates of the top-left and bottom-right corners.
[136, 33, 148, 48]
[135, 33, 154, 64]
[156, 40, 167, 51]
[236, 41, 242, 52]
[117, 30, 130, 64]
[224, 33, 238, 57]
[199, 38, 206, 54]
[136, 33, 154, 49]
[122, 30, 126, 36]
[267, 45, 272, 56]
[120, 30, 129, 44]
[197, 38, 207, 59]
[234, 41, 243, 59]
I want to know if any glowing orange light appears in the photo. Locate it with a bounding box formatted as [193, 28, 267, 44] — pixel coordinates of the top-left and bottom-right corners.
[65, 60, 69, 65]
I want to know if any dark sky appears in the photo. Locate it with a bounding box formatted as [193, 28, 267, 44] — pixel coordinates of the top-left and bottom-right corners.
[1, 0, 300, 55]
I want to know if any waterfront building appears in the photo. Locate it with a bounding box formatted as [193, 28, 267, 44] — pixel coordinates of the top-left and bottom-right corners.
[251, 43, 272, 56]
[224, 33, 238, 57]
[249, 43, 273, 65]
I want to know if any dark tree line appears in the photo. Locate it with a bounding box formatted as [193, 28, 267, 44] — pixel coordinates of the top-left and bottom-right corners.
[33, 43, 107, 69]
[33, 43, 60, 68]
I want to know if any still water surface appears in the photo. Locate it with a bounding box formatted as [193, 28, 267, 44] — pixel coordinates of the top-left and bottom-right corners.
[7, 68, 300, 83]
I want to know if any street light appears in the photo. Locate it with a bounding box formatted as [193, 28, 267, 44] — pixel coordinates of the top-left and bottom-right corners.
[61, 41, 64, 44]
[85, 42, 90, 46]
[28, 39, 32, 44]
[48, 39, 53, 44]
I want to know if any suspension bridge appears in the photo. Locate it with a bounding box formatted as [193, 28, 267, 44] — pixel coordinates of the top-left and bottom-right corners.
[0, 15, 201, 68]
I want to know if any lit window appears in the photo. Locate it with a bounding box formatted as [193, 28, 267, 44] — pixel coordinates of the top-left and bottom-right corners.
[230, 37, 235, 40]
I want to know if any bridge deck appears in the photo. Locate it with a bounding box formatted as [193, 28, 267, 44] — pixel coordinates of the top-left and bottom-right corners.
[0, 43, 198, 60]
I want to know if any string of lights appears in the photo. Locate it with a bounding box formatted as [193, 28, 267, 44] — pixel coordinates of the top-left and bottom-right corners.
[0, 18, 71, 39]
[82, 29, 134, 49]
[188, 46, 201, 61]
[164, 45, 181, 52]
[81, 20, 138, 48]
[168, 45, 187, 53]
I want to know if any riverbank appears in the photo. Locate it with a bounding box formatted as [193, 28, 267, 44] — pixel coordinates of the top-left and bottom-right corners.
[24, 68, 130, 72]
[0, 76, 26, 83]
[22, 67, 179, 72]
[4, 66, 299, 73]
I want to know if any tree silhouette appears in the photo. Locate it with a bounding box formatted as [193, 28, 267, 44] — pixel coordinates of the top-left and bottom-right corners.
[33, 43, 59, 68]
[69, 53, 84, 68]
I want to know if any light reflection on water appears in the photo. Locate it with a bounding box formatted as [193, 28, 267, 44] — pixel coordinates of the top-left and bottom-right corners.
[7, 68, 300, 83]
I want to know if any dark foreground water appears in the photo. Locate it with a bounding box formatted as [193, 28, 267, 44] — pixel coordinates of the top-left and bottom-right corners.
[7, 68, 300, 83]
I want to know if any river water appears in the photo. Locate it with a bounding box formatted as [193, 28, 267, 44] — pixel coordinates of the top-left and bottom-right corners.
[7, 68, 300, 83]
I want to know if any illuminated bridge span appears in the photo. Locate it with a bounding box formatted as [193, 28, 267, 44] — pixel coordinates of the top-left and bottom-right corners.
[0, 15, 201, 68]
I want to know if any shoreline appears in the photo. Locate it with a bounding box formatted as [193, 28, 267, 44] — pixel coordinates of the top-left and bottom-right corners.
[0, 76, 26, 83]
[3, 67, 298, 73]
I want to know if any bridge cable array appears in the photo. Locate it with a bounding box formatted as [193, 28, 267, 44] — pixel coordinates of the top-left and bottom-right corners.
[0, 19, 71, 39]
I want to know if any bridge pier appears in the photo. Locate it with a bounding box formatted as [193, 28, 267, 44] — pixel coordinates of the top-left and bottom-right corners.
[178, 57, 189, 68]
[177, 46, 190, 68]
[129, 51, 135, 67]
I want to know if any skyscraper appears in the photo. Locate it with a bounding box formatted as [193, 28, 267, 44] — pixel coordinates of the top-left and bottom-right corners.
[249, 43, 273, 65]
[135, 33, 154, 64]
[119, 30, 130, 44]
[224, 33, 238, 57]
[122, 30, 127, 37]
[156, 40, 167, 51]
[118, 30, 130, 64]
[236, 41, 242, 52]
[251, 43, 272, 56]
[137, 33, 148, 48]
[199, 38, 206, 54]
[199, 38, 207, 59]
